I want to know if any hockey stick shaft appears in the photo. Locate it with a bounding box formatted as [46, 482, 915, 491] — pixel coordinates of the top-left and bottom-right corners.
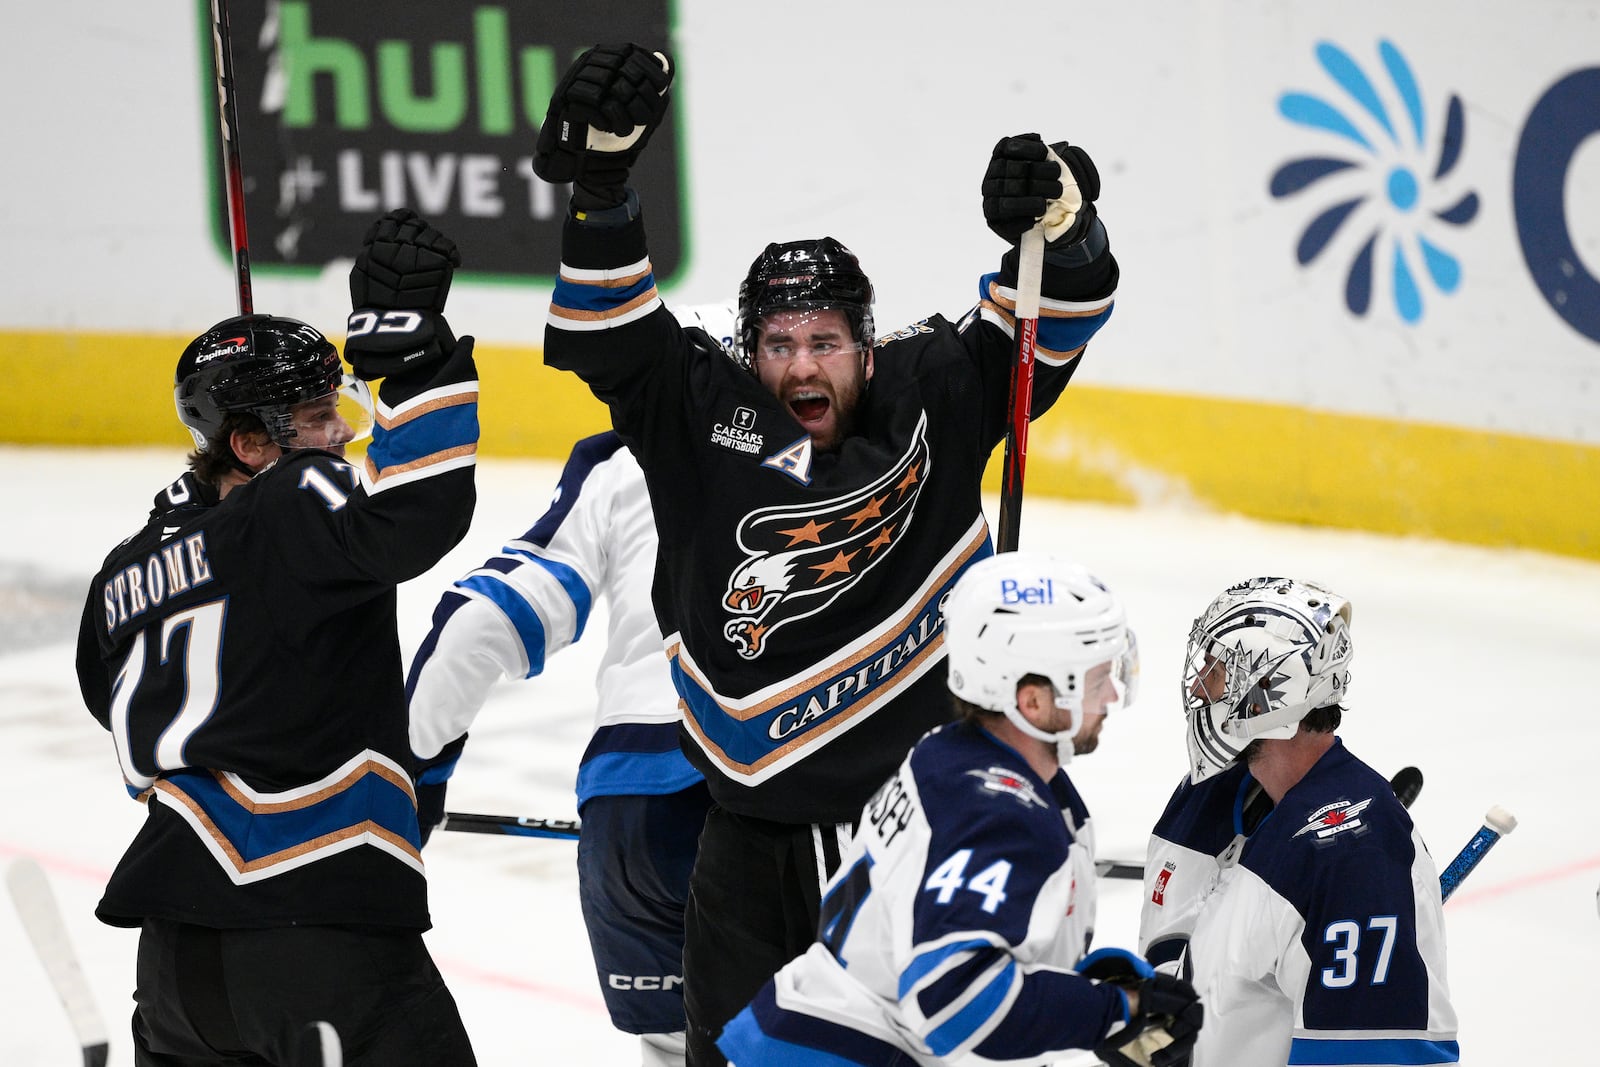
[209, 0, 254, 314]
[438, 811, 581, 840]
[1439, 805, 1517, 902]
[1097, 765, 1424, 880]
[995, 225, 1045, 553]
[5, 857, 110, 1067]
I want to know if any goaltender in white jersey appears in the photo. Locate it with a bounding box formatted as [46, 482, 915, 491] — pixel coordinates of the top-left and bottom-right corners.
[719, 553, 1203, 1067]
[1140, 576, 1458, 1067]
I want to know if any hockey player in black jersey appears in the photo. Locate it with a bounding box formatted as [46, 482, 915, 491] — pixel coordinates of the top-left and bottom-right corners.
[534, 45, 1119, 1066]
[75, 209, 480, 1065]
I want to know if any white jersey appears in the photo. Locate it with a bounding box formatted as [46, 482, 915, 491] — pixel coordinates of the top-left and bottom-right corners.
[718, 721, 1128, 1066]
[407, 432, 699, 802]
[1139, 741, 1458, 1067]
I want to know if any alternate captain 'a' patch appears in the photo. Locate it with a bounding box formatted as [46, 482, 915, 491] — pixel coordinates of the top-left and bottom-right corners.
[720, 414, 931, 659]
[1291, 796, 1375, 843]
[965, 766, 1048, 809]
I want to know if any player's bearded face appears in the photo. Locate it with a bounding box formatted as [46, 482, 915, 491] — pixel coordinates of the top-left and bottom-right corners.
[752, 309, 873, 452]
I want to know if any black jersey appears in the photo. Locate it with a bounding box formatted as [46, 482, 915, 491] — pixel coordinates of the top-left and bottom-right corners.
[545, 218, 1117, 823]
[75, 351, 479, 930]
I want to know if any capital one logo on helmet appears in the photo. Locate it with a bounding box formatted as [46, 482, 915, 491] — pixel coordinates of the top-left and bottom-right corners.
[200, 1, 683, 279]
[721, 416, 930, 660]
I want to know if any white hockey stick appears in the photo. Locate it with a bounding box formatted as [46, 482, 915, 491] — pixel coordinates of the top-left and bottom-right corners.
[1439, 805, 1517, 902]
[5, 857, 110, 1067]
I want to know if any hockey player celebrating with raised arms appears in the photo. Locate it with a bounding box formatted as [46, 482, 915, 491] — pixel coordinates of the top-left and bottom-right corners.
[717, 552, 1202, 1066]
[75, 210, 480, 1065]
[1139, 577, 1458, 1066]
[532, 44, 1119, 1065]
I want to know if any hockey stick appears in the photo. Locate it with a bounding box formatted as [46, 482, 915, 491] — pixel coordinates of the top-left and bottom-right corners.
[5, 857, 110, 1067]
[1439, 805, 1517, 903]
[209, 0, 254, 314]
[1096, 765, 1424, 880]
[438, 811, 581, 840]
[994, 224, 1045, 553]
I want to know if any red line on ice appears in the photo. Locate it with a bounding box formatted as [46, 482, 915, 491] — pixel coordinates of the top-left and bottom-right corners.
[1446, 853, 1600, 907]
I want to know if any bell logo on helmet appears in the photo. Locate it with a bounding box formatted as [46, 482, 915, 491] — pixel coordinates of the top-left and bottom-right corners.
[1000, 577, 1056, 605]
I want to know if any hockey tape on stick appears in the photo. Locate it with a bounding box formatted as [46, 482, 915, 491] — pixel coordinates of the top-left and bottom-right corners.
[209, 0, 254, 314]
[438, 811, 581, 840]
[995, 224, 1045, 553]
[1096, 765, 1424, 881]
[1439, 805, 1517, 903]
[5, 857, 110, 1067]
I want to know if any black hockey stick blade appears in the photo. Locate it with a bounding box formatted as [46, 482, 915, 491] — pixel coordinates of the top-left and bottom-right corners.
[1391, 765, 1423, 809]
[438, 811, 581, 840]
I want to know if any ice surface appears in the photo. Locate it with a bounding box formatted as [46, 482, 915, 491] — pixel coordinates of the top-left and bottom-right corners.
[2, 446, 1594, 1065]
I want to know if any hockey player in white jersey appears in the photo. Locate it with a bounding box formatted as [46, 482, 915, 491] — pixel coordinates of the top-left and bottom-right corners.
[407, 304, 736, 1067]
[1139, 576, 1458, 1067]
[717, 552, 1203, 1066]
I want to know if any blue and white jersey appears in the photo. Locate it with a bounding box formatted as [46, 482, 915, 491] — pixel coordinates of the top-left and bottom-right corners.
[1159, 741, 1459, 1067]
[1138, 762, 1257, 968]
[407, 432, 700, 804]
[718, 721, 1126, 1066]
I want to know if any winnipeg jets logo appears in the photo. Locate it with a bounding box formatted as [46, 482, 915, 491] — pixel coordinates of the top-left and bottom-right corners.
[721, 415, 930, 659]
[965, 766, 1047, 809]
[1291, 796, 1374, 841]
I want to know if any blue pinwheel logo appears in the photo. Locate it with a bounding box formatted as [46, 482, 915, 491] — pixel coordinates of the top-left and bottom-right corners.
[1270, 41, 1479, 323]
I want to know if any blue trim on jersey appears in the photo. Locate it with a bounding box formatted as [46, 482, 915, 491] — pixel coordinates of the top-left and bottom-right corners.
[898, 938, 992, 999]
[717, 984, 909, 1067]
[168, 767, 421, 855]
[367, 401, 478, 469]
[405, 592, 468, 701]
[553, 274, 657, 316]
[501, 553, 593, 644]
[522, 432, 626, 547]
[671, 581, 953, 769]
[576, 749, 703, 804]
[417, 753, 460, 786]
[454, 573, 549, 677]
[976, 273, 1113, 356]
[924, 959, 1016, 1056]
[1288, 1037, 1459, 1065]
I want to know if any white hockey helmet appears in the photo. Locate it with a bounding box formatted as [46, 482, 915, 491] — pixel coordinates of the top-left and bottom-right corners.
[1182, 576, 1353, 783]
[945, 552, 1137, 755]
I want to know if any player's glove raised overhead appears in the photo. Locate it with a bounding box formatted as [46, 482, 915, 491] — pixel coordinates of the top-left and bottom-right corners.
[1079, 948, 1204, 1067]
[982, 133, 1102, 247]
[345, 208, 463, 381]
[533, 43, 674, 212]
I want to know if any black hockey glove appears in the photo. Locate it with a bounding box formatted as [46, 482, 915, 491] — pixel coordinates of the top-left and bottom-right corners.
[982, 133, 1102, 247]
[349, 208, 461, 313]
[533, 43, 673, 211]
[1081, 948, 1203, 1067]
[416, 781, 448, 848]
[346, 209, 462, 381]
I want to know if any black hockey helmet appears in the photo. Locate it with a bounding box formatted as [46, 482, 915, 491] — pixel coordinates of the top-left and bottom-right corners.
[174, 314, 343, 451]
[735, 237, 875, 371]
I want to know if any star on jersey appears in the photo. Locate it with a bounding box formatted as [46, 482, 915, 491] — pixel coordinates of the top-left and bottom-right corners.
[1291, 796, 1374, 841]
[721, 414, 931, 659]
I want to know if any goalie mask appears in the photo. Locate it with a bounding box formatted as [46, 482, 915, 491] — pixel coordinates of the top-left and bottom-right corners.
[735, 237, 875, 372]
[175, 314, 372, 452]
[1183, 576, 1353, 784]
[945, 552, 1138, 762]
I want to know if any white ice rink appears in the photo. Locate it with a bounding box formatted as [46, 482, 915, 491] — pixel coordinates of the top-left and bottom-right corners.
[3, 446, 1596, 1065]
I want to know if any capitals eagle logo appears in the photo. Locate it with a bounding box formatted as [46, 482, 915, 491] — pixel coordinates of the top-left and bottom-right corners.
[722, 415, 931, 659]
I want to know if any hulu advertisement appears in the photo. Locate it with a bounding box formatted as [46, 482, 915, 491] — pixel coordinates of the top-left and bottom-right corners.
[200, 1, 683, 280]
